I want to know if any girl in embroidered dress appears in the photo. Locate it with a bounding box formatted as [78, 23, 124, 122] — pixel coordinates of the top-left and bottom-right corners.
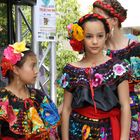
[93, 0, 140, 139]
[0, 41, 60, 140]
[57, 13, 131, 140]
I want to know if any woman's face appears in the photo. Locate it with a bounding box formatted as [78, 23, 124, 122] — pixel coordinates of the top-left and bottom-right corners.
[83, 20, 107, 55]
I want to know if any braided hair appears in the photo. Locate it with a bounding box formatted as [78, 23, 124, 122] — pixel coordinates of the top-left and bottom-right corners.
[93, 0, 127, 27]
[78, 13, 110, 34]
[105, 0, 127, 19]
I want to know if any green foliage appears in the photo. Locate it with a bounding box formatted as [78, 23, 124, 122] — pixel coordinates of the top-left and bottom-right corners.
[56, 0, 80, 105]
[56, 0, 80, 37]
[0, 4, 32, 47]
[21, 6, 32, 42]
[56, 46, 78, 105]
[56, 48, 78, 76]
[0, 3, 8, 47]
[137, 35, 140, 41]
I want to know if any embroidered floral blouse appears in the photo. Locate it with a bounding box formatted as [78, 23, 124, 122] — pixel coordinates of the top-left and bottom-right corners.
[57, 58, 131, 111]
[0, 88, 60, 139]
[106, 41, 140, 92]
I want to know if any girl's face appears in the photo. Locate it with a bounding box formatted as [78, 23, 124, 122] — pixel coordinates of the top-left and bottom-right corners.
[83, 20, 107, 55]
[16, 55, 38, 85]
[94, 7, 114, 30]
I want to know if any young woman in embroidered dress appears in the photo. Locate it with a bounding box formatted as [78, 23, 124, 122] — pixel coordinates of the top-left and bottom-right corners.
[0, 41, 60, 140]
[57, 13, 131, 140]
[93, 0, 140, 139]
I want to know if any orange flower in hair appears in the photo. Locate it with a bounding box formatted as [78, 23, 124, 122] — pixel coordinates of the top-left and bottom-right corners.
[67, 23, 84, 41]
[72, 24, 84, 41]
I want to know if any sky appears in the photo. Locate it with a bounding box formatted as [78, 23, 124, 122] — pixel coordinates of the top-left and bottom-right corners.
[77, 0, 140, 28]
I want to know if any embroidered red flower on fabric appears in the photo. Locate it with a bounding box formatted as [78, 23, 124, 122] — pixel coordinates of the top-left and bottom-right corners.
[0, 99, 17, 126]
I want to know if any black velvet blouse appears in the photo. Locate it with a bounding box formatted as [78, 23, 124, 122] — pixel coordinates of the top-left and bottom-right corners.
[57, 58, 131, 111]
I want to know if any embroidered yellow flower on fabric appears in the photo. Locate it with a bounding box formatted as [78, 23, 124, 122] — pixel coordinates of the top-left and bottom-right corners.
[13, 41, 29, 54]
[82, 124, 90, 140]
[67, 23, 84, 41]
[28, 107, 44, 132]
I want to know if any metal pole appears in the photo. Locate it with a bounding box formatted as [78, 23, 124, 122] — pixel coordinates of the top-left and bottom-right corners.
[32, 5, 39, 88]
[39, 44, 51, 68]
[18, 7, 32, 32]
[15, 5, 22, 42]
[50, 41, 56, 104]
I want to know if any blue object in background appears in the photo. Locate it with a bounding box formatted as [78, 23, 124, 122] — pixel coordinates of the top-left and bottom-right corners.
[42, 0, 50, 6]
[125, 33, 138, 41]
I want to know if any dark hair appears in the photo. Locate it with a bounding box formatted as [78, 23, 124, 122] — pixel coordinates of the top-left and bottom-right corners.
[78, 13, 110, 34]
[16, 50, 36, 68]
[6, 50, 36, 83]
[93, 0, 127, 27]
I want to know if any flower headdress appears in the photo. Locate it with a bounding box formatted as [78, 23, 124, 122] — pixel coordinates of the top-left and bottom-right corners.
[93, 0, 127, 23]
[0, 41, 29, 77]
[67, 13, 110, 52]
[67, 23, 84, 52]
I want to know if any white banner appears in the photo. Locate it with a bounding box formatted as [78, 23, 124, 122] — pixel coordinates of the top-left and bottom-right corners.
[36, 0, 56, 41]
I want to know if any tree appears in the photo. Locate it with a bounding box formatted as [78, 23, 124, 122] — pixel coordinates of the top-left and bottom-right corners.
[56, 0, 80, 105]
[0, 3, 8, 47]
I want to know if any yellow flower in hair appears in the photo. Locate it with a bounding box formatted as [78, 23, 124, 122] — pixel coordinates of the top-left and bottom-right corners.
[72, 24, 84, 41]
[13, 41, 29, 53]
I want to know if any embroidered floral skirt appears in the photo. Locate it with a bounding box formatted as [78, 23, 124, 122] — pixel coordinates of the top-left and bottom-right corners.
[69, 112, 112, 140]
[129, 91, 140, 139]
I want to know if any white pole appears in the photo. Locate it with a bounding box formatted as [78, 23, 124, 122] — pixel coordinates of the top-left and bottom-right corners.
[50, 41, 57, 104]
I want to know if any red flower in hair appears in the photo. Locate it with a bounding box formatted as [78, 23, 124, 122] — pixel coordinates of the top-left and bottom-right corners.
[3, 46, 21, 65]
[0, 57, 13, 77]
[70, 39, 83, 52]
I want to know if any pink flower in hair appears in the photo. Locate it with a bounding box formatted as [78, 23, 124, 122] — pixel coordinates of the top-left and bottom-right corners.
[67, 23, 73, 31]
[3, 45, 21, 65]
